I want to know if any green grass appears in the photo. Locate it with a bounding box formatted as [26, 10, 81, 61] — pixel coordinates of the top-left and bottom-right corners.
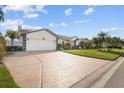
[0, 64, 19, 88]
[110, 49, 124, 53]
[100, 48, 124, 54]
[63, 49, 120, 60]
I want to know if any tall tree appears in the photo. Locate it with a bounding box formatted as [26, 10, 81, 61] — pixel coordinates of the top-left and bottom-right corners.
[98, 31, 108, 48]
[92, 37, 102, 48]
[5, 30, 18, 46]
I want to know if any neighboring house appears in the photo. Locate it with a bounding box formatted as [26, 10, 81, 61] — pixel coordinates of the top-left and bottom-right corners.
[18, 26, 83, 51]
[58, 35, 83, 49]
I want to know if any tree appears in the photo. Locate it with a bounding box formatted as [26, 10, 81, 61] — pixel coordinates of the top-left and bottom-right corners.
[92, 37, 102, 48]
[98, 31, 109, 48]
[108, 37, 121, 49]
[0, 7, 5, 63]
[106, 36, 112, 51]
[0, 8, 4, 22]
[80, 39, 93, 49]
[5, 30, 18, 46]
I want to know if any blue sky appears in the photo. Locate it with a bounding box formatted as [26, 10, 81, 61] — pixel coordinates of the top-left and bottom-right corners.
[0, 5, 124, 39]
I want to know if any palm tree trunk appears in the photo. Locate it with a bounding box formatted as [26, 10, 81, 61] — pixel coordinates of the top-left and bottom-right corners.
[11, 38, 14, 46]
[11, 38, 14, 51]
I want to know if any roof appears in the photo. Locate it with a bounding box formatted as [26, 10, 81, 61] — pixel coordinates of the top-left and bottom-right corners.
[19, 29, 32, 34]
[58, 35, 72, 40]
[24, 29, 59, 38]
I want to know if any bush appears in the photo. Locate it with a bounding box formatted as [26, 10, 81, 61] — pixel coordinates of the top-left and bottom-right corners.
[0, 36, 6, 63]
[57, 44, 63, 50]
[6, 46, 23, 52]
[63, 43, 70, 50]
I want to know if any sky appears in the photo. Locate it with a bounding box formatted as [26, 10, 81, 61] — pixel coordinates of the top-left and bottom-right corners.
[0, 5, 124, 39]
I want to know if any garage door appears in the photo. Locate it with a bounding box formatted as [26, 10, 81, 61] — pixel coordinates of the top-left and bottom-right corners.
[26, 39, 56, 51]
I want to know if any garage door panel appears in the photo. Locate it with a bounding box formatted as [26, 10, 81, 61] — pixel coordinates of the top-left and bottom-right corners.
[26, 39, 56, 51]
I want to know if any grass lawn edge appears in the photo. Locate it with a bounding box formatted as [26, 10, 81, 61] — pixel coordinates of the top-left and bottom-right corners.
[62, 50, 120, 61]
[0, 64, 19, 88]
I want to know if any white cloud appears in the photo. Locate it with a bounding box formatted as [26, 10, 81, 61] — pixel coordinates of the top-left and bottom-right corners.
[49, 22, 68, 27]
[84, 7, 94, 15]
[60, 22, 68, 27]
[3, 5, 33, 14]
[0, 19, 23, 30]
[74, 19, 91, 24]
[102, 27, 121, 32]
[35, 5, 48, 14]
[3, 5, 48, 19]
[22, 25, 42, 30]
[49, 23, 57, 28]
[0, 19, 42, 31]
[24, 13, 39, 18]
[65, 8, 72, 16]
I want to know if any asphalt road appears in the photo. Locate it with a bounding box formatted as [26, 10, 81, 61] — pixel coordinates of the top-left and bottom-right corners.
[104, 59, 124, 88]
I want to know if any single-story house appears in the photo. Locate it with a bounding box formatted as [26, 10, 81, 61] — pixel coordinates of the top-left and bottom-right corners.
[17, 27, 83, 51]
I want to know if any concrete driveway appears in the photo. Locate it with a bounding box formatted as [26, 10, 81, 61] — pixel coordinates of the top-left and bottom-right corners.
[4, 51, 110, 88]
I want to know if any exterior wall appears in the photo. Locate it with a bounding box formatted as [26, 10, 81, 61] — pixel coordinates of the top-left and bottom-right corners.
[58, 38, 63, 44]
[26, 30, 57, 51]
[70, 41, 75, 49]
[76, 39, 81, 46]
[63, 40, 70, 44]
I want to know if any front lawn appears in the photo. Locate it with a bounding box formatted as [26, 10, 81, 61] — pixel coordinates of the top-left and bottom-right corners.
[0, 64, 19, 88]
[63, 49, 120, 60]
[109, 49, 124, 54]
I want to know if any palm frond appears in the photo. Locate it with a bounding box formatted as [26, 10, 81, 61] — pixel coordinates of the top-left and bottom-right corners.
[0, 15, 4, 22]
[0, 9, 3, 16]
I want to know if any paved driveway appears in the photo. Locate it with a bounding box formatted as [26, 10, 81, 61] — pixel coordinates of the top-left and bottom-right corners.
[4, 51, 110, 88]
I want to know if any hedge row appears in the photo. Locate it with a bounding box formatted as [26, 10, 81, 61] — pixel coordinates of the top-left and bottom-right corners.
[6, 46, 23, 52]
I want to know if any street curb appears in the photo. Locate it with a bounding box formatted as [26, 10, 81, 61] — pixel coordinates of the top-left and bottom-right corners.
[91, 57, 124, 88]
[70, 57, 122, 88]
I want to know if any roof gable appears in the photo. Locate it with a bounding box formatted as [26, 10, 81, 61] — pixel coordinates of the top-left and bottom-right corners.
[25, 29, 58, 38]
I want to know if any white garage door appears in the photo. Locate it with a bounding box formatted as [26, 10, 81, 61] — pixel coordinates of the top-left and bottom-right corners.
[26, 39, 56, 51]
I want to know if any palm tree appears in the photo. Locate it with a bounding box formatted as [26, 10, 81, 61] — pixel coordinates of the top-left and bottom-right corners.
[92, 37, 101, 48]
[5, 30, 18, 46]
[98, 31, 109, 48]
[0, 8, 4, 22]
[106, 36, 112, 51]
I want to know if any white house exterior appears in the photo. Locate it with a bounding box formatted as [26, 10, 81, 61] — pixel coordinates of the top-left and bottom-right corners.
[21, 29, 58, 51]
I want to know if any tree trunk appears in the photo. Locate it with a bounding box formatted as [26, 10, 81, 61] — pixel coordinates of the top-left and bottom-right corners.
[11, 38, 14, 46]
[11, 38, 14, 51]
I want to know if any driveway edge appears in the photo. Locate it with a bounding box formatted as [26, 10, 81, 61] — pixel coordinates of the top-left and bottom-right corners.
[70, 57, 123, 88]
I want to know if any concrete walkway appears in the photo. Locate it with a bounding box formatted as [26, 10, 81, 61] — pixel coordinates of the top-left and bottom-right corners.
[104, 58, 124, 88]
[4, 51, 110, 88]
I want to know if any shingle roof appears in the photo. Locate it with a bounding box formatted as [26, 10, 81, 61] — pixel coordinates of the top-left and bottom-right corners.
[22, 28, 59, 38]
[58, 35, 72, 40]
[19, 29, 32, 34]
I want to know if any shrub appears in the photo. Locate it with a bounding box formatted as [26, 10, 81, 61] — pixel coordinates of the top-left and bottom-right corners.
[63, 43, 70, 50]
[57, 44, 63, 50]
[6, 46, 23, 52]
[0, 36, 6, 63]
